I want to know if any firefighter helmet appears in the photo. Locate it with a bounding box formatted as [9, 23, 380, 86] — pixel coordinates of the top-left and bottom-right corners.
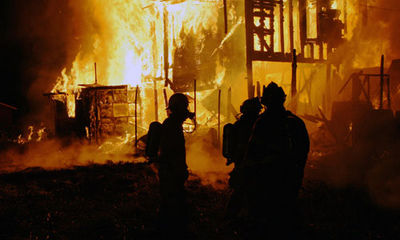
[261, 82, 286, 106]
[167, 93, 189, 113]
[240, 97, 262, 115]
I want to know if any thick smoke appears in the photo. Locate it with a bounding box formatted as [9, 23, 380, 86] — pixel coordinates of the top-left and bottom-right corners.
[0, 138, 144, 174]
[333, 0, 400, 69]
[307, 140, 400, 209]
[310, 0, 400, 209]
[369, 0, 400, 61]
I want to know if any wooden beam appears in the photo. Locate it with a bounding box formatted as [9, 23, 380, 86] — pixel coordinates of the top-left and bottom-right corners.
[135, 85, 139, 149]
[154, 80, 158, 122]
[94, 62, 98, 85]
[194, 79, 197, 120]
[279, 1, 285, 53]
[289, 0, 294, 52]
[218, 89, 222, 147]
[227, 87, 232, 122]
[380, 55, 384, 109]
[163, 5, 169, 88]
[291, 49, 298, 97]
[245, 0, 254, 98]
[223, 0, 228, 34]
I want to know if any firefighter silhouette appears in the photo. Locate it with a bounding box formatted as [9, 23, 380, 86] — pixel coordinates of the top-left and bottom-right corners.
[146, 93, 194, 238]
[243, 82, 309, 239]
[223, 97, 262, 221]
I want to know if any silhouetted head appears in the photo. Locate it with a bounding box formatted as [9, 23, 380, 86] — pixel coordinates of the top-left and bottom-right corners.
[261, 82, 286, 109]
[240, 98, 262, 116]
[168, 93, 188, 112]
[327, 9, 340, 19]
[167, 93, 194, 121]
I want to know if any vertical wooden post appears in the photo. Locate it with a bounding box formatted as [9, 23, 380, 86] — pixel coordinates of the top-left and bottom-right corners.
[218, 89, 221, 147]
[94, 62, 98, 85]
[289, 0, 294, 53]
[154, 80, 158, 122]
[279, 2, 285, 53]
[223, 0, 228, 34]
[245, 0, 254, 98]
[310, 44, 315, 59]
[387, 76, 391, 109]
[193, 79, 197, 120]
[344, 0, 348, 34]
[292, 49, 298, 112]
[163, 5, 169, 87]
[291, 49, 298, 97]
[380, 55, 384, 109]
[326, 63, 332, 114]
[367, 75, 370, 102]
[227, 87, 232, 122]
[256, 81, 261, 98]
[163, 88, 168, 114]
[135, 85, 139, 149]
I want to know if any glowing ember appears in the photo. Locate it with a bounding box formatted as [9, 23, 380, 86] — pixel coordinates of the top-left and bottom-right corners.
[15, 125, 47, 144]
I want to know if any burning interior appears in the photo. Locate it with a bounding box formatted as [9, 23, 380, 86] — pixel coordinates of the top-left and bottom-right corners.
[46, 0, 345, 137]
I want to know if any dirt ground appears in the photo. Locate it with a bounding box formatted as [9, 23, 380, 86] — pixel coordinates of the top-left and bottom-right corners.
[0, 160, 399, 240]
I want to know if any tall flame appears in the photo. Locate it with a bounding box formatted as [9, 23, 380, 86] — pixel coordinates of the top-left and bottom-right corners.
[52, 0, 223, 117]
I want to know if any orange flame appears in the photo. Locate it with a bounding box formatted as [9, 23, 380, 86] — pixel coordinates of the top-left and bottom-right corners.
[52, 0, 223, 118]
[15, 125, 47, 144]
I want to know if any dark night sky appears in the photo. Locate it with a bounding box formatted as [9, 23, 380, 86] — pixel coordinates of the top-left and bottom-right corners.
[0, 1, 29, 108]
[0, 0, 78, 117]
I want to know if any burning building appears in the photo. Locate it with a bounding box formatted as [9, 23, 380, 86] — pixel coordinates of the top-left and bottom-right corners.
[2, 3, 400, 238]
[36, 0, 398, 154]
[46, 0, 229, 143]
